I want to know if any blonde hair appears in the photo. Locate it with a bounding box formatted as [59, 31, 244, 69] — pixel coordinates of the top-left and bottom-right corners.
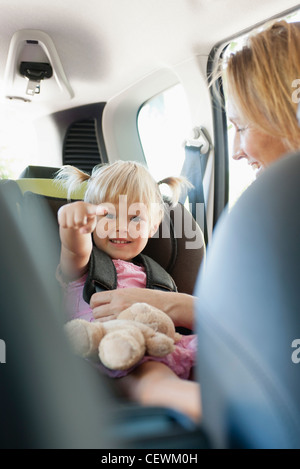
[211, 20, 300, 151]
[56, 160, 190, 227]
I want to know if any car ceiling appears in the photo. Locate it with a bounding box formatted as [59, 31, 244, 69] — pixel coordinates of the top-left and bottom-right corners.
[0, 0, 299, 119]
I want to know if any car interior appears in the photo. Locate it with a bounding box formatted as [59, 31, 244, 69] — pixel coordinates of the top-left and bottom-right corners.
[0, 0, 300, 450]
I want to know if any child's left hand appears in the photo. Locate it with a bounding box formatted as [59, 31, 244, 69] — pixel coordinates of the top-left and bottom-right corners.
[78, 203, 108, 234]
[58, 201, 108, 235]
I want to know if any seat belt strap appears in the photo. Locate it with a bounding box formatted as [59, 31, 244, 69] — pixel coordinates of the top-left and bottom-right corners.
[83, 247, 177, 303]
[180, 139, 209, 244]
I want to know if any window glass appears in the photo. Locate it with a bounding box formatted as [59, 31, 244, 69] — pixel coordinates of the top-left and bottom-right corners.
[137, 84, 192, 182]
[0, 106, 38, 179]
[223, 36, 259, 209]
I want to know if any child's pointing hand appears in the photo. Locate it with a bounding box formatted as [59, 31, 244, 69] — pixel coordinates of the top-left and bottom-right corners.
[58, 201, 108, 234]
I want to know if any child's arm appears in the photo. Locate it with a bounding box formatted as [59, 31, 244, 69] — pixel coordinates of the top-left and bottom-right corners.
[57, 201, 106, 280]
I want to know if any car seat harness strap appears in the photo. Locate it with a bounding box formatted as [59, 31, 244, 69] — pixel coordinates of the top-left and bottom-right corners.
[83, 246, 177, 303]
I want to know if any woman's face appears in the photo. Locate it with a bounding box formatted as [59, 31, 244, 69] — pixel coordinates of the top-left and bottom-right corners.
[227, 100, 288, 173]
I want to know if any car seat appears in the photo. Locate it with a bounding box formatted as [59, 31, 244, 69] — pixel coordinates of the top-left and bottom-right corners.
[0, 184, 117, 448]
[17, 177, 205, 297]
[0, 179, 23, 221]
[0, 175, 208, 448]
[194, 151, 300, 449]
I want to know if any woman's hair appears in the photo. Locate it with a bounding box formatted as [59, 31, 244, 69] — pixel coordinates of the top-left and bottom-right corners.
[211, 20, 300, 151]
[56, 160, 191, 227]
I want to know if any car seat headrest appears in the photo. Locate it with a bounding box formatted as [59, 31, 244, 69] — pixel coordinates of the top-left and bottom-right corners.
[18, 165, 61, 179]
[16, 178, 86, 198]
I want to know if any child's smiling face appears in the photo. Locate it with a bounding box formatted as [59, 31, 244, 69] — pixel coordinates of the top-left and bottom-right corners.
[93, 198, 158, 261]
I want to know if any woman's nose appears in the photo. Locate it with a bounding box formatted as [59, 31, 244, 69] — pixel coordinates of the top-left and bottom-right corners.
[232, 131, 246, 161]
[232, 150, 246, 161]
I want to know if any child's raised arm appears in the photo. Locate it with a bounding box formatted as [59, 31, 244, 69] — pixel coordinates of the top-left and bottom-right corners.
[58, 201, 107, 280]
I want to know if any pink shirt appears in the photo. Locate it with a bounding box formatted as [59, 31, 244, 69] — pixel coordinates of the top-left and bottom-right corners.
[113, 259, 146, 289]
[56, 259, 147, 322]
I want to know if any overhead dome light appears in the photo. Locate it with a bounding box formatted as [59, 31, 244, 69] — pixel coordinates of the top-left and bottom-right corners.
[4, 29, 74, 102]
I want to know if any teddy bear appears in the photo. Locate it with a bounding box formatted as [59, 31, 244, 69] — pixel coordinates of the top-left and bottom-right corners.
[64, 302, 181, 371]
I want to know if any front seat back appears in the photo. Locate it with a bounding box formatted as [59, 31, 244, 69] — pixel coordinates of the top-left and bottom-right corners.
[195, 152, 300, 449]
[0, 188, 117, 448]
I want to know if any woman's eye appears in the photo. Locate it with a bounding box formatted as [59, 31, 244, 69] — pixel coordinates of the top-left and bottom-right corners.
[237, 126, 248, 133]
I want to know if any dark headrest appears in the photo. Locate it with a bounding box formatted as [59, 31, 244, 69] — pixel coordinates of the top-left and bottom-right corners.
[19, 165, 60, 179]
[195, 151, 300, 448]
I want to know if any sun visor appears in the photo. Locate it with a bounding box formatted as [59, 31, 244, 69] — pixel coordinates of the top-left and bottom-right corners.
[4, 29, 74, 103]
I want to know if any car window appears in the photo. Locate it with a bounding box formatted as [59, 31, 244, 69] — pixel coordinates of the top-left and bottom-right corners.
[223, 39, 256, 209]
[0, 107, 38, 179]
[137, 84, 192, 183]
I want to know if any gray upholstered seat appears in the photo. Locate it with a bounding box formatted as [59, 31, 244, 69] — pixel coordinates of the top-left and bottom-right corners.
[195, 151, 300, 449]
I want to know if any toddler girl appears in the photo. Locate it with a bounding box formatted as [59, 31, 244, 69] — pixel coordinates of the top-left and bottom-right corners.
[56, 160, 200, 421]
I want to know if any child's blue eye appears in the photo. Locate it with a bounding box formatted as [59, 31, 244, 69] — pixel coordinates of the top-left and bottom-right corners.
[105, 213, 115, 219]
[131, 216, 141, 222]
